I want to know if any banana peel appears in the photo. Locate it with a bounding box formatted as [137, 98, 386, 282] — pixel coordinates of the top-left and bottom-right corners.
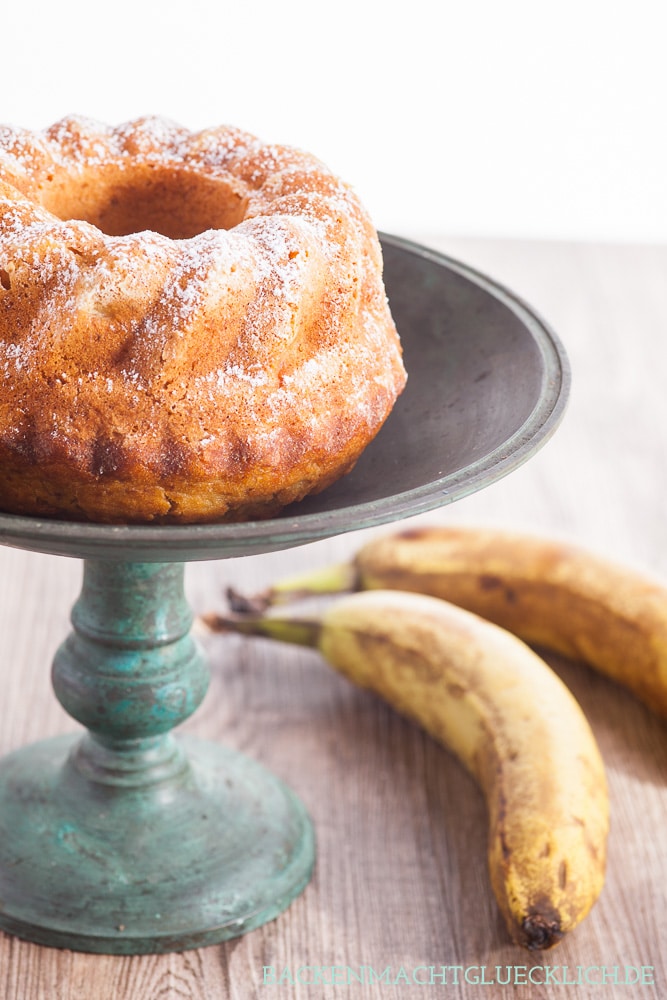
[204, 589, 609, 950]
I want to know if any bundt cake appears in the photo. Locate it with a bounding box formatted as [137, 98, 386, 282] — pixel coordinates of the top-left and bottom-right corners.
[0, 116, 406, 523]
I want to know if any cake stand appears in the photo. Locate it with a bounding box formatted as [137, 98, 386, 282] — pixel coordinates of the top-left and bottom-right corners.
[0, 234, 569, 954]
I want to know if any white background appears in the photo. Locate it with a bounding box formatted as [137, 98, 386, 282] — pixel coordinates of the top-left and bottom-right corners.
[4, 0, 666, 243]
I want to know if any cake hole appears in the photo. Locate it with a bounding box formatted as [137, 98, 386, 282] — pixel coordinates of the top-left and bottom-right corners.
[0, 268, 11, 290]
[40, 165, 248, 240]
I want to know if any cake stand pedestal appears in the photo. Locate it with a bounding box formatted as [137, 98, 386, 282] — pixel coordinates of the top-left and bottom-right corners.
[0, 559, 313, 954]
[0, 235, 569, 954]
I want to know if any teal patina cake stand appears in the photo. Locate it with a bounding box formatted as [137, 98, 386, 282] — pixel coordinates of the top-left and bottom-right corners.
[0, 235, 569, 954]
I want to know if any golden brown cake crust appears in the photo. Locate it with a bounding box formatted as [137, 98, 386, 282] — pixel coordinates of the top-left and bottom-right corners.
[0, 116, 406, 523]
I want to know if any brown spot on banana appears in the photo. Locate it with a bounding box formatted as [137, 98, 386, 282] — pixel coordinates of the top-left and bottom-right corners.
[479, 574, 518, 604]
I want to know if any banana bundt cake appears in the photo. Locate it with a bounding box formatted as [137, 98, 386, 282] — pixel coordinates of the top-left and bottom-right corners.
[0, 116, 406, 523]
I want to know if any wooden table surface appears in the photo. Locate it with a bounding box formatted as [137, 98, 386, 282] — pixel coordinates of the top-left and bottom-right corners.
[1, 237, 665, 999]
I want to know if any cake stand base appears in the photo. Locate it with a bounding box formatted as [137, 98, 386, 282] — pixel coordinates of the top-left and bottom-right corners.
[0, 732, 314, 954]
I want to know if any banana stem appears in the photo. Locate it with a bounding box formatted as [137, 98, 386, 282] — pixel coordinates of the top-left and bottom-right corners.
[201, 611, 322, 650]
[225, 562, 357, 615]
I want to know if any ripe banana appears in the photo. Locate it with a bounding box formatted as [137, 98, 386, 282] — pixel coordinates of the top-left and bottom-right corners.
[246, 525, 667, 719]
[204, 589, 609, 950]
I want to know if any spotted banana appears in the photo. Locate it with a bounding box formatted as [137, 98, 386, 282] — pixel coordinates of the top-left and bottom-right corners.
[204, 589, 608, 949]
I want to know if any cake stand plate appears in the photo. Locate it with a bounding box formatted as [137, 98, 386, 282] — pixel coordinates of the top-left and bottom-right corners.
[0, 235, 569, 954]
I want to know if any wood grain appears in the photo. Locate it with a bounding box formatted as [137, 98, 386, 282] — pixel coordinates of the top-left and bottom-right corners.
[1, 238, 665, 999]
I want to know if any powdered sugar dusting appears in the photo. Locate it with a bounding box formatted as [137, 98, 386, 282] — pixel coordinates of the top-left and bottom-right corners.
[0, 114, 405, 521]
